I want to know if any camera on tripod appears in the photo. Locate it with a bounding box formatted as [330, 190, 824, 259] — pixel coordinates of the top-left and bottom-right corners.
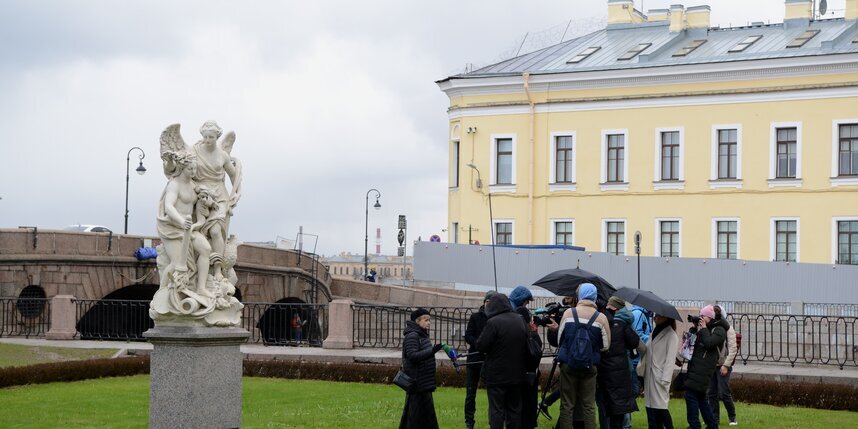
[532, 302, 569, 327]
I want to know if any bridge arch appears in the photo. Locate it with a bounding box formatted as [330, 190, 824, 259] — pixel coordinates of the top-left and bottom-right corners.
[76, 284, 158, 340]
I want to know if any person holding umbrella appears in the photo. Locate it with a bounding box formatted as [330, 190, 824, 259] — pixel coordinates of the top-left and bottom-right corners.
[637, 313, 680, 429]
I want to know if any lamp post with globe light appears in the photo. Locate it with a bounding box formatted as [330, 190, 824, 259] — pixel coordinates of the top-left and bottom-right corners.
[124, 147, 147, 234]
[364, 189, 381, 281]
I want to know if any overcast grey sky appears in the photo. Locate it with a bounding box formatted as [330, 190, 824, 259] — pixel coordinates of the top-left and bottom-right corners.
[0, 0, 846, 256]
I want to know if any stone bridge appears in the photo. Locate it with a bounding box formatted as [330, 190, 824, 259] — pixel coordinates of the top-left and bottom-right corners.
[0, 228, 482, 343]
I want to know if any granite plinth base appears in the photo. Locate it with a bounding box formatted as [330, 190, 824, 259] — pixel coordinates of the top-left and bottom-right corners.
[144, 326, 250, 429]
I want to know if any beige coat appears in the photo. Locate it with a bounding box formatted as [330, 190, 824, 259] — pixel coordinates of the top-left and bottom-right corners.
[637, 324, 680, 409]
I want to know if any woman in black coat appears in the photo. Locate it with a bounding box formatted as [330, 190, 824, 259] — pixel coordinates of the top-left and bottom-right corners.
[400, 308, 443, 429]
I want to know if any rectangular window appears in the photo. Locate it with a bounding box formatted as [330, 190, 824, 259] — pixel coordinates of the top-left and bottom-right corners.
[660, 131, 680, 181]
[607, 221, 625, 255]
[776, 127, 798, 178]
[660, 221, 680, 257]
[607, 134, 625, 182]
[718, 129, 738, 179]
[728, 35, 762, 53]
[775, 220, 797, 262]
[786, 29, 820, 48]
[618, 43, 652, 60]
[673, 39, 707, 57]
[838, 124, 858, 176]
[555, 221, 574, 245]
[496, 138, 513, 185]
[567, 46, 601, 64]
[838, 221, 858, 265]
[495, 222, 512, 245]
[451, 222, 458, 244]
[717, 221, 738, 259]
[555, 136, 574, 183]
[451, 141, 460, 187]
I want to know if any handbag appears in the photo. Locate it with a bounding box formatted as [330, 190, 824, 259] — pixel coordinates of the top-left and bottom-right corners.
[393, 368, 414, 391]
[671, 363, 688, 392]
[394, 346, 414, 391]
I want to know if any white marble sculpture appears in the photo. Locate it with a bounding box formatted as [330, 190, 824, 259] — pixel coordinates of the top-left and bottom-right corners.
[149, 121, 244, 327]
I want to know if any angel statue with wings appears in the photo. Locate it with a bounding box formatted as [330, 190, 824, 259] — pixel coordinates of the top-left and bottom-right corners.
[150, 121, 243, 327]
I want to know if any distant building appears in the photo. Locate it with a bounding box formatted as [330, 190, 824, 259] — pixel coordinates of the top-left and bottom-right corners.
[324, 252, 414, 283]
[437, 0, 858, 264]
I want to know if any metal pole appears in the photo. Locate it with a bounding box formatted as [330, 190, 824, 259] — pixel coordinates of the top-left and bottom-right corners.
[402, 237, 407, 287]
[364, 189, 380, 281]
[635, 230, 642, 290]
[124, 147, 145, 234]
[488, 192, 498, 292]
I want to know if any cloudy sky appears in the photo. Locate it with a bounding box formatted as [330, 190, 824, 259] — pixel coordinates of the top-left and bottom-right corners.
[0, 0, 846, 256]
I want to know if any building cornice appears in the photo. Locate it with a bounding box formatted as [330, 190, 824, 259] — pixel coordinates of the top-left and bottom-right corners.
[438, 53, 858, 98]
[448, 82, 858, 119]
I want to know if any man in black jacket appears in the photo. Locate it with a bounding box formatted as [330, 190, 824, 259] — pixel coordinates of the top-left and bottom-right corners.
[477, 292, 529, 429]
[464, 291, 496, 429]
[684, 305, 727, 429]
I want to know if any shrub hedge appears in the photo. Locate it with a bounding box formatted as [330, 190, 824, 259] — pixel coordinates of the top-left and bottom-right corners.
[2, 356, 856, 411]
[0, 356, 150, 389]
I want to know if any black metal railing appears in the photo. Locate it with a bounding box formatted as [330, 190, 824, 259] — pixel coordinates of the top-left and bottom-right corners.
[728, 313, 858, 369]
[75, 299, 153, 341]
[0, 297, 51, 338]
[353, 305, 474, 351]
[243, 302, 328, 346]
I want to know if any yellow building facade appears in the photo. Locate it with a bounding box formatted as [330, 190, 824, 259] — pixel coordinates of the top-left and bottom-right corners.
[438, 1, 858, 264]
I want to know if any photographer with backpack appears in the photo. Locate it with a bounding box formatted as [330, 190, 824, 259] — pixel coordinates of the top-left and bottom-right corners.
[683, 305, 727, 429]
[707, 305, 739, 426]
[555, 283, 611, 429]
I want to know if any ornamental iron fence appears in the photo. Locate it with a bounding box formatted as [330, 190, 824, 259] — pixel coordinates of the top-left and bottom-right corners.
[0, 297, 51, 338]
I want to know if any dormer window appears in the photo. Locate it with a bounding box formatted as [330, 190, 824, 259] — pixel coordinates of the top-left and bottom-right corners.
[786, 30, 820, 48]
[728, 35, 762, 53]
[567, 46, 601, 64]
[618, 43, 652, 60]
[673, 40, 707, 57]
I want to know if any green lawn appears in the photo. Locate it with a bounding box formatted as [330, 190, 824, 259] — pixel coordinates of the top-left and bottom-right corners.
[0, 376, 853, 428]
[0, 343, 118, 368]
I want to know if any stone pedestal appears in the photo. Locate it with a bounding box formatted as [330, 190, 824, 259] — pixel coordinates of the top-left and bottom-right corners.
[46, 295, 77, 340]
[323, 299, 354, 349]
[144, 326, 249, 429]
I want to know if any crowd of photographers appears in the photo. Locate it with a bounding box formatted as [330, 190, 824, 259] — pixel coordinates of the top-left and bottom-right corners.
[399, 284, 739, 429]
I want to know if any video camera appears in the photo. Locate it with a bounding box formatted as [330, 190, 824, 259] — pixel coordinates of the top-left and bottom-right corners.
[532, 302, 569, 327]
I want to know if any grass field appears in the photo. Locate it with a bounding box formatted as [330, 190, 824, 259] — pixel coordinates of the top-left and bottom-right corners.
[0, 343, 118, 368]
[0, 376, 854, 428]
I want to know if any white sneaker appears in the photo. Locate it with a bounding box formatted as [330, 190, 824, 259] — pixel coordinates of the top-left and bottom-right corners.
[729, 421, 738, 426]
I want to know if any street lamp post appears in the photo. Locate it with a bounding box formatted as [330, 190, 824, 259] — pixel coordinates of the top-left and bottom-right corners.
[124, 147, 147, 234]
[364, 189, 381, 281]
[634, 231, 642, 289]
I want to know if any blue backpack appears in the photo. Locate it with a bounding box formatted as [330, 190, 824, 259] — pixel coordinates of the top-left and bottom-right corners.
[558, 308, 600, 369]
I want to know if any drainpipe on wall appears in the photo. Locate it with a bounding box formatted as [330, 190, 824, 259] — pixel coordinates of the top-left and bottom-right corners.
[523, 73, 535, 244]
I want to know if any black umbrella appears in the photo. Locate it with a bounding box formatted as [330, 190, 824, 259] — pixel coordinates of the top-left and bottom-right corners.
[612, 287, 682, 321]
[532, 268, 616, 308]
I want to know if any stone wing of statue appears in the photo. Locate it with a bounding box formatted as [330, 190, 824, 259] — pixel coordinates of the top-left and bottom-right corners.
[220, 131, 236, 155]
[160, 124, 190, 177]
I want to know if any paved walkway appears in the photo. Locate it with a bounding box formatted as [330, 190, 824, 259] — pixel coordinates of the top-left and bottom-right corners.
[2, 337, 856, 386]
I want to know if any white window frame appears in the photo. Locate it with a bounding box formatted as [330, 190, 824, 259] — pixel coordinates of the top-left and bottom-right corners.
[768, 122, 802, 187]
[711, 217, 741, 259]
[602, 218, 627, 255]
[770, 217, 800, 262]
[710, 124, 743, 188]
[831, 216, 858, 264]
[654, 218, 682, 257]
[493, 219, 515, 245]
[831, 119, 858, 186]
[600, 129, 629, 191]
[549, 131, 577, 192]
[550, 218, 575, 245]
[653, 127, 685, 190]
[490, 134, 517, 192]
[450, 140, 460, 189]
